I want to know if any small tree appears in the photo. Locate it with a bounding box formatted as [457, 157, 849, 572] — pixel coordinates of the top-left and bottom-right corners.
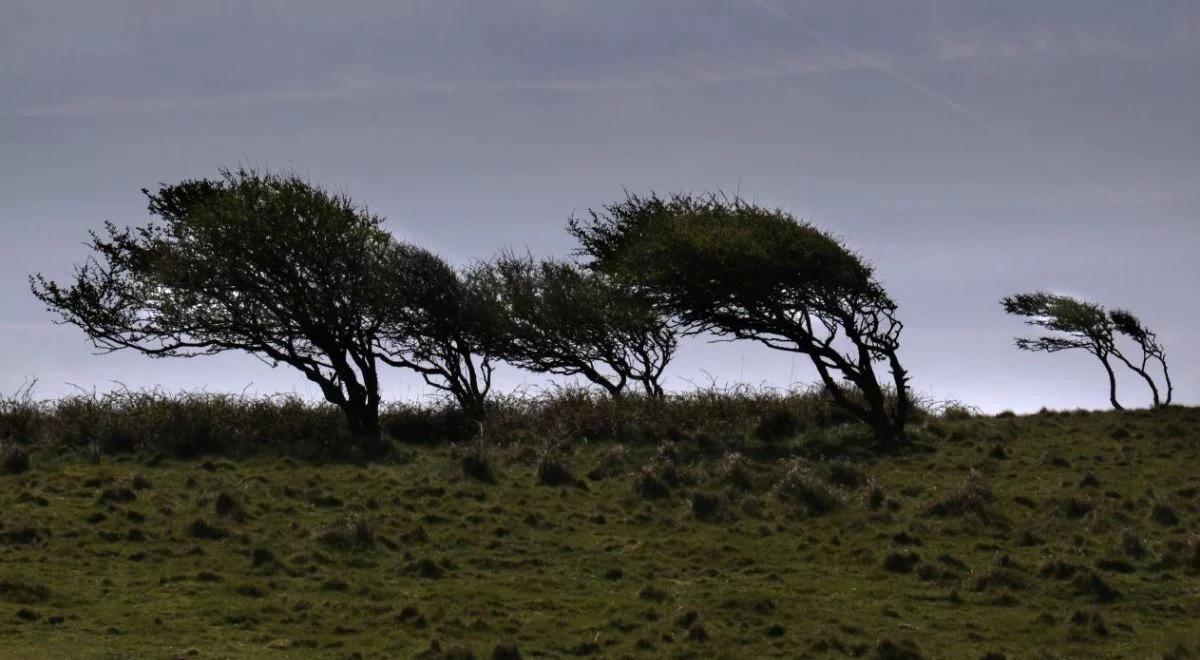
[30, 168, 434, 456]
[376, 258, 503, 418]
[1000, 292, 1124, 410]
[569, 192, 911, 449]
[1109, 309, 1172, 407]
[473, 255, 676, 398]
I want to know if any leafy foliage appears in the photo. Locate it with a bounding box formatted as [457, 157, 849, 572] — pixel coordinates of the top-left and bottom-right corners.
[472, 255, 676, 398]
[569, 192, 911, 448]
[377, 260, 503, 416]
[1108, 309, 1172, 407]
[29, 168, 447, 453]
[1002, 292, 1172, 409]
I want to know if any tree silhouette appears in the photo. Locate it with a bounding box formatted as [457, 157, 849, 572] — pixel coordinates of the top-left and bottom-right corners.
[30, 168, 436, 456]
[1109, 309, 1172, 407]
[1001, 292, 1124, 410]
[569, 192, 911, 449]
[376, 259, 503, 418]
[473, 255, 676, 398]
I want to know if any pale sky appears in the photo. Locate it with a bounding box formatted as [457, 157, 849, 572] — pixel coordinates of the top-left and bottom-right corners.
[2, 1, 1196, 412]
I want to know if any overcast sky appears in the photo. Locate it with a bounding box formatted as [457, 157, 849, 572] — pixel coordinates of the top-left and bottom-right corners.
[2, 1, 1196, 412]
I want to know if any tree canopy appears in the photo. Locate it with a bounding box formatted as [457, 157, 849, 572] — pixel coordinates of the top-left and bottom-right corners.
[472, 255, 676, 399]
[376, 259, 504, 417]
[1108, 309, 1172, 408]
[569, 192, 911, 448]
[1002, 292, 1123, 409]
[30, 168, 442, 454]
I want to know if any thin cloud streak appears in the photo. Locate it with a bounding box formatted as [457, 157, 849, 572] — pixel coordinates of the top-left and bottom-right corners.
[7, 56, 868, 119]
[747, 0, 1111, 197]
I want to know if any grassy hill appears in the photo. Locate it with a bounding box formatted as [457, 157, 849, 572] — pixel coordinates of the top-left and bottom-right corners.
[1, 402, 1199, 658]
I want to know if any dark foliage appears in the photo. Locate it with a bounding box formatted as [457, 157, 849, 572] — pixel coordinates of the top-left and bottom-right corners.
[377, 261, 503, 419]
[1002, 293, 1172, 410]
[472, 255, 677, 399]
[1109, 309, 1172, 407]
[29, 168, 448, 455]
[569, 192, 911, 449]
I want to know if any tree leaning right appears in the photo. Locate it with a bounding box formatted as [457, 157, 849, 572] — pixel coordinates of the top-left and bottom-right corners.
[569, 192, 912, 450]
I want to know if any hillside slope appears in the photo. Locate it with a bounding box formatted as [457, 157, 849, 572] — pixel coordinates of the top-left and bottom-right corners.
[1, 407, 1199, 658]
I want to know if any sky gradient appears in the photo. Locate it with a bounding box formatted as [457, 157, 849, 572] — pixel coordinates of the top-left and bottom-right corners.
[2, 1, 1197, 412]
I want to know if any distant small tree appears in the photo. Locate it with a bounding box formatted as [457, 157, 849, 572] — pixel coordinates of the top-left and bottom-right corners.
[473, 256, 676, 398]
[569, 192, 912, 449]
[376, 258, 503, 418]
[1109, 309, 1172, 407]
[1001, 292, 1124, 410]
[30, 168, 435, 456]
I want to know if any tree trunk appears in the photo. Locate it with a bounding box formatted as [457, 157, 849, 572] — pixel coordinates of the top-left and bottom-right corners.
[1112, 352, 1160, 407]
[345, 404, 384, 458]
[1160, 359, 1173, 406]
[1099, 355, 1123, 411]
[810, 352, 907, 451]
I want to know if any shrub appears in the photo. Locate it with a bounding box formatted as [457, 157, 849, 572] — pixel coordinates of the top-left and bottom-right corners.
[453, 440, 495, 484]
[586, 444, 630, 481]
[1072, 570, 1120, 603]
[755, 408, 803, 443]
[716, 452, 754, 491]
[826, 459, 865, 489]
[316, 515, 375, 552]
[882, 549, 921, 574]
[862, 478, 888, 511]
[214, 492, 247, 522]
[0, 382, 934, 460]
[636, 443, 683, 499]
[1121, 529, 1149, 560]
[636, 464, 672, 500]
[926, 470, 993, 520]
[1151, 502, 1180, 526]
[0, 443, 30, 475]
[774, 459, 843, 515]
[535, 446, 576, 487]
[188, 518, 228, 540]
[691, 491, 723, 521]
[939, 402, 978, 420]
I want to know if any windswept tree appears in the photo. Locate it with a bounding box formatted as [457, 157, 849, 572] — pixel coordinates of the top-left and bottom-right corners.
[30, 168, 438, 456]
[376, 258, 503, 418]
[1109, 309, 1172, 407]
[569, 192, 912, 449]
[1000, 292, 1124, 410]
[473, 255, 676, 398]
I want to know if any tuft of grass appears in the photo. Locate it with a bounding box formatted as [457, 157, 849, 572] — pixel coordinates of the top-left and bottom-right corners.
[453, 440, 496, 484]
[926, 470, 993, 520]
[0, 443, 30, 475]
[773, 459, 843, 515]
[586, 444, 630, 481]
[316, 515, 375, 552]
[716, 451, 754, 491]
[534, 445, 576, 487]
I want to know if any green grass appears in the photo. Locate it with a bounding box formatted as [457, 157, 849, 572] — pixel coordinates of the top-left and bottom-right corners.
[2, 406, 1200, 658]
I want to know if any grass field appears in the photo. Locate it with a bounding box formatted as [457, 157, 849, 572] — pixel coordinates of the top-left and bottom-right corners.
[2, 405, 1199, 658]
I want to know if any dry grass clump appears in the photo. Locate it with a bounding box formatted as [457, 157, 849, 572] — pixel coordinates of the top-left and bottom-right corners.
[1, 442, 30, 475]
[926, 470, 994, 520]
[1, 385, 345, 458]
[452, 439, 495, 484]
[716, 451, 754, 491]
[534, 445, 576, 487]
[773, 458, 844, 515]
[586, 444, 631, 481]
[316, 515, 375, 552]
[635, 443, 684, 499]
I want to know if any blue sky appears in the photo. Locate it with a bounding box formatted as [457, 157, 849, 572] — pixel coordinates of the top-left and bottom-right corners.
[2, 1, 1197, 411]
